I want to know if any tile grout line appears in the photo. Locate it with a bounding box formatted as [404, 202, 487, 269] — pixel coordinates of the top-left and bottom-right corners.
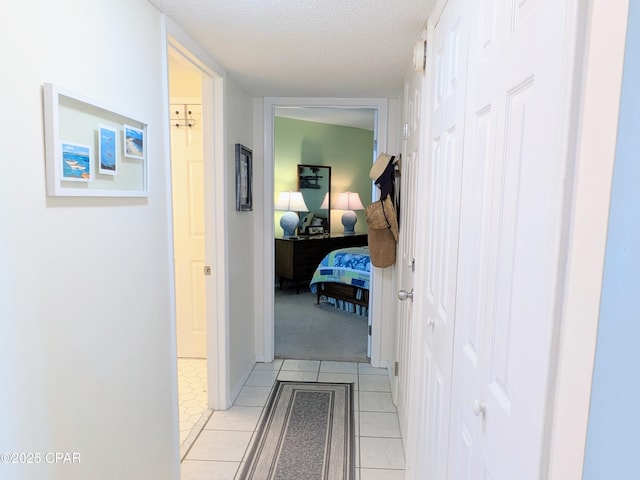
[233, 360, 285, 479]
[180, 409, 215, 463]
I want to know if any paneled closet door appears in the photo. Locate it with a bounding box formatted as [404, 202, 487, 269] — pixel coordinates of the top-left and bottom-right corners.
[406, 0, 470, 477]
[393, 50, 425, 437]
[447, 0, 577, 478]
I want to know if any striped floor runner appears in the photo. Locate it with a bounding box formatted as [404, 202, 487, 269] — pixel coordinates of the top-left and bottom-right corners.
[241, 381, 355, 480]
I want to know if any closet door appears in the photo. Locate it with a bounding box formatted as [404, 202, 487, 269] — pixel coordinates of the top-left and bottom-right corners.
[447, 0, 577, 478]
[406, 0, 470, 477]
[393, 42, 425, 436]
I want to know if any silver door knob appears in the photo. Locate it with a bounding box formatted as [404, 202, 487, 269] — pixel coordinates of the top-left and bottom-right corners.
[397, 289, 414, 301]
[472, 400, 486, 417]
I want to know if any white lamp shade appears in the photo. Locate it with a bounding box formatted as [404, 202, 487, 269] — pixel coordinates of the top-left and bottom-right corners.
[334, 191, 364, 211]
[275, 191, 309, 212]
[319, 192, 329, 210]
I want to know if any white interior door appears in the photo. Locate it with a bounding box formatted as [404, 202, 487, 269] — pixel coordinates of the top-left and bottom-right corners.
[406, 1, 470, 477]
[393, 54, 425, 436]
[171, 104, 207, 358]
[447, 0, 576, 478]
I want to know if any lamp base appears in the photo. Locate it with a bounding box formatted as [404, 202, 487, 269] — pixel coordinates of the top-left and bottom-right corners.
[341, 210, 357, 235]
[280, 211, 299, 238]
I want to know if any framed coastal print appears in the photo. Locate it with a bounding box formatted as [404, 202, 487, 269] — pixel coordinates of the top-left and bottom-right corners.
[98, 124, 117, 175]
[43, 83, 149, 197]
[61, 141, 92, 182]
[123, 124, 144, 160]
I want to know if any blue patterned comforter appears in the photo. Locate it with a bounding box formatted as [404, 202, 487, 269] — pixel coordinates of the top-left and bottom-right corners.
[309, 247, 371, 292]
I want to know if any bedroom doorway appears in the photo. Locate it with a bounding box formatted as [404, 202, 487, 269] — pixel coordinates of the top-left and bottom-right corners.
[263, 99, 390, 364]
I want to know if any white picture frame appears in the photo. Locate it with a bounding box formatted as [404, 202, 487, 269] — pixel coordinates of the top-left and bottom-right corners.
[43, 83, 149, 197]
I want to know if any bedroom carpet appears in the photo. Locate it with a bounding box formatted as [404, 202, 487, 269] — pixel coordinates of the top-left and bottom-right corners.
[274, 288, 368, 362]
[241, 381, 355, 480]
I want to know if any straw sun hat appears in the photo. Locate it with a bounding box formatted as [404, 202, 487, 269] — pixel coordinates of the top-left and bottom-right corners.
[369, 153, 393, 181]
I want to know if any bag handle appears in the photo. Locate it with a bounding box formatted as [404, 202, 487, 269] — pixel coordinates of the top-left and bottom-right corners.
[380, 197, 392, 229]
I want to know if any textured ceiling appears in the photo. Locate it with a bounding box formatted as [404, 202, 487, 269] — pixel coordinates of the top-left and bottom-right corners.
[148, 0, 437, 98]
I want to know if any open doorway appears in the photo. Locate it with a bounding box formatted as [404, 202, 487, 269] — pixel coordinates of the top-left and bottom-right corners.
[168, 47, 209, 447]
[260, 97, 391, 367]
[271, 105, 380, 362]
[162, 25, 230, 469]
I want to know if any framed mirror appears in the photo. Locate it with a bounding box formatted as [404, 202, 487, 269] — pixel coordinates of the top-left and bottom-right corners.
[297, 164, 331, 234]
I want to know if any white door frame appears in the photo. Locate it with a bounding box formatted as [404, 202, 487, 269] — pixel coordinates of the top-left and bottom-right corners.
[161, 16, 230, 410]
[545, 1, 629, 477]
[260, 97, 390, 365]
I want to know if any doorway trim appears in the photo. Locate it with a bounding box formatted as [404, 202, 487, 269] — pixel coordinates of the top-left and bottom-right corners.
[161, 16, 230, 410]
[260, 97, 390, 364]
[545, 1, 629, 477]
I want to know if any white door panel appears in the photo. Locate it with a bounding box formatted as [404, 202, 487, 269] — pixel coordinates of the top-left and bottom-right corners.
[407, 0, 470, 477]
[394, 46, 423, 437]
[407, 0, 576, 476]
[425, 3, 469, 477]
[171, 105, 207, 359]
[448, 0, 574, 478]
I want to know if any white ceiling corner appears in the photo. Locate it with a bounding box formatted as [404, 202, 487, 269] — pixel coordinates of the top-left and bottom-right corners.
[149, 0, 437, 98]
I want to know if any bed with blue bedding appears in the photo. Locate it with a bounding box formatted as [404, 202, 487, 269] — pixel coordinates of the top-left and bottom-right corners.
[309, 246, 371, 316]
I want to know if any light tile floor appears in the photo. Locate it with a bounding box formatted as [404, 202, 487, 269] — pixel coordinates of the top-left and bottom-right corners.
[177, 358, 210, 447]
[180, 359, 406, 480]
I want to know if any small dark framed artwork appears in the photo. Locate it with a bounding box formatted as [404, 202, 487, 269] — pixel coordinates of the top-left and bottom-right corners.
[235, 143, 253, 211]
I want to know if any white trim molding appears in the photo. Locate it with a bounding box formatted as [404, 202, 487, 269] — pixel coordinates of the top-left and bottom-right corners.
[162, 15, 231, 410]
[545, 2, 629, 478]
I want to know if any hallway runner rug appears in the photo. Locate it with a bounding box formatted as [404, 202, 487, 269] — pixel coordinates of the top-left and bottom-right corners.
[241, 381, 355, 480]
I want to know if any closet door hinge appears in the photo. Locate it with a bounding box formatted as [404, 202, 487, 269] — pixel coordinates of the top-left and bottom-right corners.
[394, 362, 399, 376]
[368, 325, 372, 336]
[402, 123, 409, 140]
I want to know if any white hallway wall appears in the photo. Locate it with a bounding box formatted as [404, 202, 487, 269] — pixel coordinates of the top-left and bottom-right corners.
[0, 0, 178, 479]
[0, 1, 255, 478]
[583, 1, 640, 476]
[226, 79, 256, 399]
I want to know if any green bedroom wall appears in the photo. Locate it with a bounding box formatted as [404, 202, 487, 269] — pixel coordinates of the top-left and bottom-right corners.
[274, 116, 374, 236]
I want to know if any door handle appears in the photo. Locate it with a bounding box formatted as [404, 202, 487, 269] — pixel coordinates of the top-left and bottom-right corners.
[472, 400, 486, 417]
[397, 289, 414, 301]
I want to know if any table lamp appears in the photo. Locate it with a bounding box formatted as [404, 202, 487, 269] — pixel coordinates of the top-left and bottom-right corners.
[275, 191, 308, 238]
[334, 191, 364, 235]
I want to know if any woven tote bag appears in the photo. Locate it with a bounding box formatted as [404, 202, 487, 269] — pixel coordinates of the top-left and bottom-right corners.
[365, 196, 399, 268]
